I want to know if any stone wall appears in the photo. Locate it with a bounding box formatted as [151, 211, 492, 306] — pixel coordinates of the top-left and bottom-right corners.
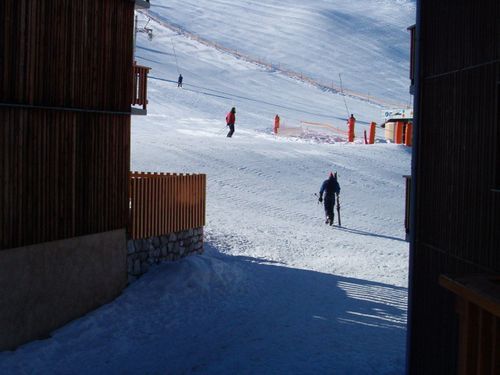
[127, 227, 204, 283]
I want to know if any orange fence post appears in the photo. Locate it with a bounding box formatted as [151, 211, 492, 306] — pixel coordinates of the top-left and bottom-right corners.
[395, 121, 404, 144]
[369, 122, 376, 144]
[405, 122, 413, 146]
[347, 117, 355, 142]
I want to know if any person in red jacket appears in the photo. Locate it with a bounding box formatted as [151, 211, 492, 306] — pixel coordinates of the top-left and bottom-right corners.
[274, 114, 280, 134]
[226, 107, 236, 137]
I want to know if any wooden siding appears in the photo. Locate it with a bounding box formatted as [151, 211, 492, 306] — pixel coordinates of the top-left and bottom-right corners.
[129, 172, 206, 240]
[0, 0, 134, 111]
[419, 1, 500, 78]
[0, 108, 130, 250]
[408, 0, 500, 373]
[417, 62, 499, 263]
[0, 0, 134, 250]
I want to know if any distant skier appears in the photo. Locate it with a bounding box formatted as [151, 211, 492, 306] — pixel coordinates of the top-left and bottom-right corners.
[226, 107, 236, 137]
[177, 74, 183, 87]
[318, 172, 341, 225]
[274, 114, 280, 134]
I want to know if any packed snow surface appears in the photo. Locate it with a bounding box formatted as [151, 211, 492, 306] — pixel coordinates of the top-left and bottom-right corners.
[0, 1, 414, 374]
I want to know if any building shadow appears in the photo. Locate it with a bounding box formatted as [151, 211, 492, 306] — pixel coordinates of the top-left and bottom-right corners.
[0, 242, 408, 374]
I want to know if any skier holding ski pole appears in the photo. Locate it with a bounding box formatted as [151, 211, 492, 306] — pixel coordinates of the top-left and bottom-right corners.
[318, 172, 341, 226]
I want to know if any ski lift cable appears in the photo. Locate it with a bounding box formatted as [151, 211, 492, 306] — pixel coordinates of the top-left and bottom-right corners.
[171, 38, 181, 75]
[338, 73, 350, 118]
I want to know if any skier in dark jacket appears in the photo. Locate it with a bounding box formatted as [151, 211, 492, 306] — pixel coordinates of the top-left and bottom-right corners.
[318, 172, 341, 225]
[226, 107, 236, 137]
[177, 74, 183, 87]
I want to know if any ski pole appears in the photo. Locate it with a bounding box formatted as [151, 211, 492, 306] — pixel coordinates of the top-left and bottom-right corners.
[339, 73, 350, 119]
[336, 193, 342, 226]
[218, 125, 228, 135]
[314, 193, 321, 204]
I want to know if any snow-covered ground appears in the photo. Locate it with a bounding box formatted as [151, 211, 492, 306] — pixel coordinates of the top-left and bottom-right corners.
[0, 1, 414, 374]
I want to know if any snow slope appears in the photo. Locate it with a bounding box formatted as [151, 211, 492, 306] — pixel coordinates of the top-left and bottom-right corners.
[147, 0, 416, 105]
[0, 2, 413, 374]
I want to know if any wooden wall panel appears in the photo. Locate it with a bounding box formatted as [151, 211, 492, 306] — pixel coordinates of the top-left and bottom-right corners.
[417, 63, 499, 264]
[0, 108, 130, 250]
[420, 1, 500, 77]
[409, 0, 500, 373]
[0, 0, 134, 250]
[0, 0, 134, 111]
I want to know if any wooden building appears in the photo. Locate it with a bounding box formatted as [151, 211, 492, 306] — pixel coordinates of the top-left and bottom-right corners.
[407, 0, 499, 373]
[0, 0, 147, 350]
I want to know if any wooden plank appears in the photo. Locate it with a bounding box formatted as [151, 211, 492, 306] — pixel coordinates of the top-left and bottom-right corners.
[477, 310, 492, 375]
[439, 275, 500, 317]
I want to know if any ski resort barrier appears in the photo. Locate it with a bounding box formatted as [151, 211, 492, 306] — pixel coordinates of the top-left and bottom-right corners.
[128, 172, 206, 240]
[132, 62, 151, 111]
[300, 121, 349, 136]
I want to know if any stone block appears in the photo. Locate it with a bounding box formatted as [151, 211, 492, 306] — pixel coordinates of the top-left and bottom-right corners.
[160, 235, 169, 246]
[127, 241, 135, 255]
[133, 259, 141, 275]
[152, 236, 160, 248]
[127, 257, 133, 274]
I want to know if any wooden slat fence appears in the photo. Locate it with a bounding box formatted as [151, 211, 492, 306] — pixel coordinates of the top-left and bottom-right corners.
[129, 172, 206, 240]
[132, 63, 151, 110]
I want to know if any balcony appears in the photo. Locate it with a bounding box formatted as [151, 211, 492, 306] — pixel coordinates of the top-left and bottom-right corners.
[134, 0, 150, 10]
[132, 62, 151, 115]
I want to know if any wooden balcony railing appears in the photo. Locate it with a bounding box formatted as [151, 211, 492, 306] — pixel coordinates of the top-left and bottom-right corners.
[128, 172, 206, 240]
[132, 62, 151, 112]
[440, 275, 500, 375]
